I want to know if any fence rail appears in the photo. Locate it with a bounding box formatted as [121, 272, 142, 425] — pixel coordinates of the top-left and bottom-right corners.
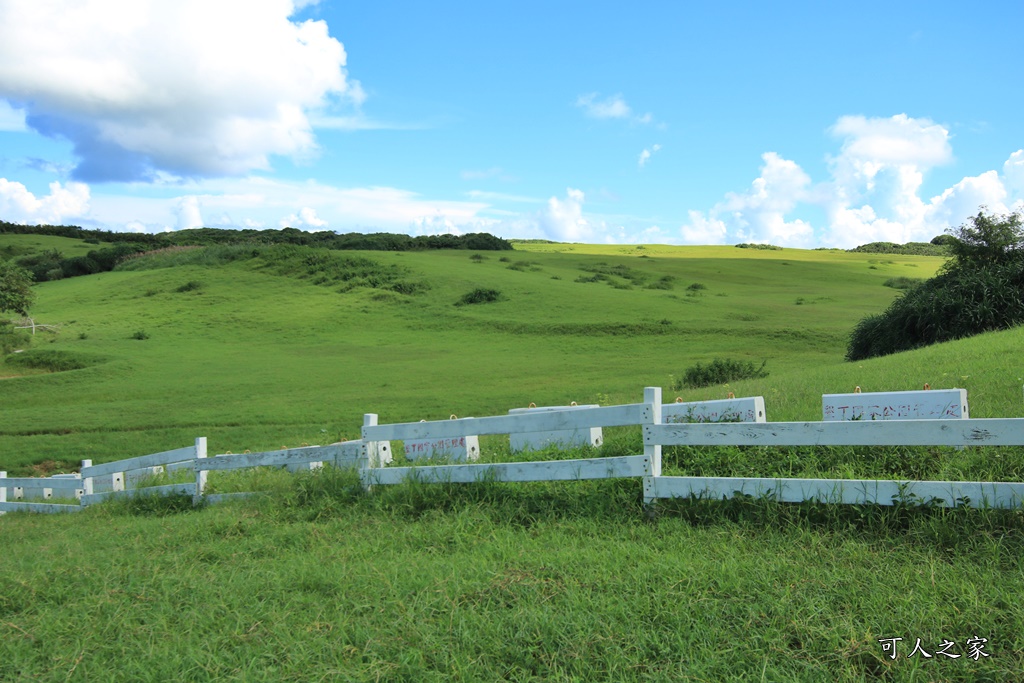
[4, 386, 1024, 515]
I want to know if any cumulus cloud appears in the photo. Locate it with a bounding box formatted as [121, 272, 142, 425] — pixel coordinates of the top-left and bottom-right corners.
[536, 188, 593, 241]
[0, 178, 90, 224]
[638, 144, 661, 168]
[280, 206, 328, 229]
[683, 152, 814, 246]
[681, 114, 1023, 248]
[173, 196, 203, 231]
[0, 0, 360, 182]
[576, 93, 652, 125]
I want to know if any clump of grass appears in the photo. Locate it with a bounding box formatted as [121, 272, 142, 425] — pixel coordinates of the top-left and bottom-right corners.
[687, 282, 707, 291]
[131, 330, 150, 340]
[675, 358, 769, 389]
[469, 253, 487, 262]
[883, 276, 924, 290]
[175, 280, 204, 293]
[645, 275, 676, 290]
[455, 288, 502, 306]
[4, 349, 103, 372]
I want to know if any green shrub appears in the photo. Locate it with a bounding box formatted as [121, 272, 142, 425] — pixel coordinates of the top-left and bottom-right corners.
[735, 243, 782, 250]
[675, 358, 769, 389]
[883, 276, 924, 290]
[687, 282, 707, 292]
[175, 280, 204, 293]
[5, 349, 102, 372]
[455, 288, 502, 306]
[847, 258, 1024, 360]
[132, 330, 150, 340]
[0, 319, 29, 354]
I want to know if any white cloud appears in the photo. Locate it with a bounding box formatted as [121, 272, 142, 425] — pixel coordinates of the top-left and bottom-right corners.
[0, 100, 26, 131]
[0, 178, 90, 224]
[536, 188, 593, 241]
[173, 196, 203, 231]
[682, 152, 814, 246]
[280, 206, 328, 229]
[576, 93, 652, 125]
[0, 0, 359, 182]
[638, 144, 661, 168]
[681, 115, 1023, 248]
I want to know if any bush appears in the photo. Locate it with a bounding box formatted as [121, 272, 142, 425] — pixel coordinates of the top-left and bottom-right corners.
[455, 288, 502, 306]
[132, 330, 150, 340]
[847, 258, 1024, 360]
[175, 280, 203, 293]
[675, 358, 769, 389]
[0, 319, 29, 354]
[5, 349, 102, 372]
[735, 243, 782, 250]
[883, 277, 924, 290]
[847, 210, 1024, 361]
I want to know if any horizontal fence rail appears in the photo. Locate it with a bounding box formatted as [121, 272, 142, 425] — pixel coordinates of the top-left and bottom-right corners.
[363, 454, 656, 487]
[363, 403, 651, 442]
[645, 418, 1024, 448]
[199, 443, 363, 472]
[643, 476, 1024, 509]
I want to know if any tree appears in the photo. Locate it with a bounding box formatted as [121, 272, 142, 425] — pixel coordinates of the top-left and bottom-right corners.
[0, 259, 35, 316]
[945, 209, 1024, 268]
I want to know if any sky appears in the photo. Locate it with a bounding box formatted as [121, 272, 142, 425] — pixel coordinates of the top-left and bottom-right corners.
[0, 0, 1022, 249]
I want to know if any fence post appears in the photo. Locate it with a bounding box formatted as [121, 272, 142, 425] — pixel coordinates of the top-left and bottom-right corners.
[81, 460, 93, 500]
[360, 414, 379, 490]
[194, 437, 207, 505]
[643, 386, 662, 507]
[0, 471, 6, 515]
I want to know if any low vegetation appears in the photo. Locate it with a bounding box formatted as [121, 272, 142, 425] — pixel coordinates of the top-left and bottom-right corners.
[455, 287, 502, 305]
[675, 357, 769, 389]
[848, 210, 1024, 360]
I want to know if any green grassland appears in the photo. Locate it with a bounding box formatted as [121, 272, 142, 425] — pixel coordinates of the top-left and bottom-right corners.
[3, 238, 1024, 681]
[0, 241, 956, 471]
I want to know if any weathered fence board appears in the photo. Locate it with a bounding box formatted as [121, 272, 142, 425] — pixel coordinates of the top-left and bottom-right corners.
[645, 418, 1024, 447]
[82, 446, 196, 478]
[0, 501, 81, 513]
[644, 475, 1024, 509]
[508, 404, 603, 452]
[81, 482, 197, 507]
[199, 443, 363, 472]
[662, 397, 766, 424]
[363, 454, 655, 486]
[364, 403, 650, 441]
[405, 436, 481, 461]
[823, 389, 968, 421]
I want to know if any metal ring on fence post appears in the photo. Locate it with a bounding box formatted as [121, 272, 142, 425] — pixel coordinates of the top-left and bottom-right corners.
[854, 386, 862, 393]
[528, 402, 536, 408]
[450, 414, 458, 420]
[675, 397, 684, 403]
[570, 401, 578, 407]
[923, 383, 931, 390]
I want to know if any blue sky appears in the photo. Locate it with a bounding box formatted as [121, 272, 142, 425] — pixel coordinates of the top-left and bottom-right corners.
[0, 0, 1022, 248]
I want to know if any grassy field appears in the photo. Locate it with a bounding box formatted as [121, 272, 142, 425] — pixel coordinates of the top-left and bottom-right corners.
[3, 237, 1023, 681]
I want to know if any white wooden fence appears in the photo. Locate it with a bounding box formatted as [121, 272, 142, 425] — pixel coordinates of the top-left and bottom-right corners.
[3, 386, 1024, 515]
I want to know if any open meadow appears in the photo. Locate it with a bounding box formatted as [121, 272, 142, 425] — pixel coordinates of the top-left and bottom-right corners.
[3, 238, 1024, 681]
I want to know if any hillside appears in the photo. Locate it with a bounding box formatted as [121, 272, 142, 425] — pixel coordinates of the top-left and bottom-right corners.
[0, 240, 960, 472]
